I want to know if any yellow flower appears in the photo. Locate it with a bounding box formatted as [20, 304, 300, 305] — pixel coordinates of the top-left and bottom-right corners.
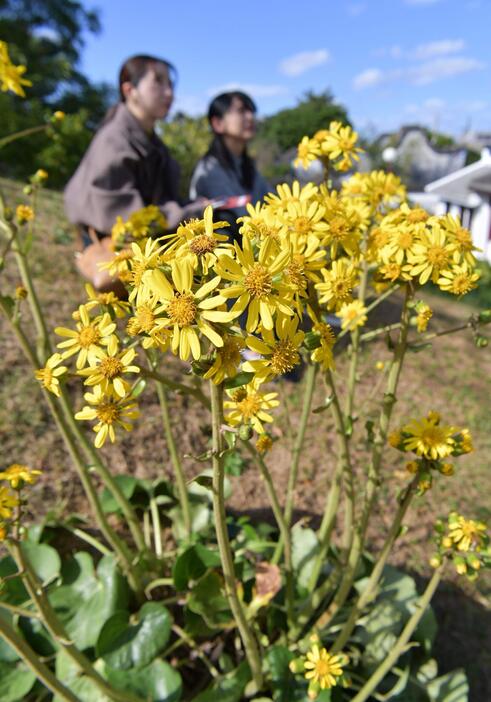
[75, 386, 139, 448]
[415, 301, 432, 333]
[53, 110, 65, 121]
[127, 205, 167, 239]
[242, 315, 304, 382]
[224, 382, 279, 434]
[337, 300, 367, 332]
[34, 169, 48, 182]
[172, 205, 232, 274]
[402, 415, 456, 460]
[0, 41, 31, 96]
[203, 334, 245, 384]
[55, 307, 117, 370]
[83, 283, 130, 318]
[304, 645, 345, 690]
[437, 264, 480, 296]
[148, 260, 235, 361]
[126, 296, 172, 351]
[440, 214, 480, 267]
[448, 515, 487, 552]
[35, 353, 68, 397]
[264, 181, 318, 213]
[238, 204, 281, 244]
[320, 121, 363, 171]
[16, 204, 34, 224]
[127, 237, 169, 300]
[315, 258, 359, 311]
[0, 486, 19, 519]
[388, 430, 402, 449]
[278, 199, 328, 243]
[317, 189, 365, 259]
[15, 285, 27, 299]
[294, 136, 321, 169]
[78, 347, 140, 398]
[406, 224, 455, 285]
[256, 434, 273, 454]
[216, 234, 293, 333]
[0, 464, 42, 489]
[310, 322, 336, 371]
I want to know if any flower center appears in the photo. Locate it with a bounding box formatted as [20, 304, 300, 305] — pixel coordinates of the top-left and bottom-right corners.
[189, 235, 216, 256]
[407, 209, 428, 224]
[451, 274, 473, 294]
[287, 257, 305, 289]
[78, 326, 100, 348]
[421, 426, 449, 448]
[315, 660, 331, 677]
[293, 217, 311, 235]
[136, 305, 155, 332]
[237, 394, 262, 418]
[220, 339, 242, 365]
[270, 340, 299, 374]
[99, 356, 124, 379]
[96, 402, 120, 424]
[167, 292, 197, 327]
[244, 264, 273, 299]
[427, 245, 450, 268]
[396, 230, 413, 249]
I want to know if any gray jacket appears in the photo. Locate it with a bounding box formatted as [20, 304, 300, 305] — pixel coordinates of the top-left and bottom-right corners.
[64, 103, 180, 234]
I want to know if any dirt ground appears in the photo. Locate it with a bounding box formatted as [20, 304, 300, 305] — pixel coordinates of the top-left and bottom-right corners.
[1, 178, 490, 700]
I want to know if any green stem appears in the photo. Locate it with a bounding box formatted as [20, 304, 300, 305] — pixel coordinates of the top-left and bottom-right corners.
[150, 498, 163, 557]
[243, 441, 295, 633]
[141, 367, 210, 409]
[60, 524, 111, 556]
[0, 600, 41, 619]
[0, 615, 79, 702]
[360, 323, 401, 343]
[331, 478, 417, 652]
[8, 540, 142, 702]
[0, 124, 50, 149]
[351, 567, 443, 702]
[336, 284, 401, 342]
[209, 381, 263, 690]
[152, 365, 192, 539]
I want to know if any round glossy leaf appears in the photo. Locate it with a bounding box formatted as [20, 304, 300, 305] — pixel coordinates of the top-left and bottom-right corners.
[97, 602, 172, 669]
[105, 659, 182, 702]
[21, 541, 61, 585]
[172, 544, 221, 591]
[0, 612, 19, 663]
[100, 475, 138, 514]
[0, 661, 36, 702]
[193, 661, 250, 702]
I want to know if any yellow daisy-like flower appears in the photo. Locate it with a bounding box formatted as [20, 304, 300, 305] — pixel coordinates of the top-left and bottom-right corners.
[264, 181, 318, 213]
[337, 300, 367, 332]
[55, 308, 117, 370]
[278, 199, 329, 244]
[16, 204, 34, 224]
[448, 514, 487, 552]
[315, 258, 360, 311]
[127, 237, 170, 302]
[78, 347, 140, 398]
[0, 41, 31, 96]
[320, 122, 363, 170]
[83, 283, 130, 318]
[440, 214, 480, 267]
[256, 434, 273, 454]
[147, 260, 235, 361]
[311, 322, 336, 371]
[224, 381, 279, 434]
[203, 334, 245, 385]
[406, 224, 455, 285]
[75, 386, 140, 448]
[242, 314, 304, 382]
[317, 189, 366, 259]
[437, 264, 480, 296]
[127, 205, 167, 239]
[35, 353, 68, 397]
[237, 204, 281, 244]
[215, 234, 293, 333]
[172, 205, 232, 274]
[0, 464, 42, 489]
[402, 415, 456, 460]
[126, 295, 172, 351]
[0, 486, 19, 520]
[294, 135, 321, 169]
[415, 301, 432, 333]
[304, 645, 345, 690]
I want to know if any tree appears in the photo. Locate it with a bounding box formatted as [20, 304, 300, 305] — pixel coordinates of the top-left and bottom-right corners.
[0, 0, 114, 184]
[257, 90, 350, 152]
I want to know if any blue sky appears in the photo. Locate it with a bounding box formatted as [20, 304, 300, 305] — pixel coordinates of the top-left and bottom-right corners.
[80, 0, 490, 137]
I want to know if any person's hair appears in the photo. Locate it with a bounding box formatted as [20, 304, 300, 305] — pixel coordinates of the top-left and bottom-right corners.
[206, 91, 257, 190]
[118, 54, 177, 101]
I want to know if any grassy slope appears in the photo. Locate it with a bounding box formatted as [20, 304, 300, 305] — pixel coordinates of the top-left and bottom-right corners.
[0, 178, 490, 699]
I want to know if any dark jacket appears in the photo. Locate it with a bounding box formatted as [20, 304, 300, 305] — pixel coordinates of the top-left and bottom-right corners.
[64, 103, 180, 234]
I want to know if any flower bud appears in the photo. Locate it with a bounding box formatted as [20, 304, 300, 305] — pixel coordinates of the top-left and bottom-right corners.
[238, 424, 253, 441]
[429, 555, 442, 569]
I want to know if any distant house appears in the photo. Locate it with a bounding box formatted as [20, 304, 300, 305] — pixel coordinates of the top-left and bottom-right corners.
[378, 126, 468, 190]
[420, 148, 491, 262]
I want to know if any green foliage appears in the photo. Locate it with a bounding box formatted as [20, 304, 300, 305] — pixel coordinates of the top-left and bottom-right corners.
[0, 661, 36, 702]
[161, 113, 210, 200]
[257, 91, 350, 151]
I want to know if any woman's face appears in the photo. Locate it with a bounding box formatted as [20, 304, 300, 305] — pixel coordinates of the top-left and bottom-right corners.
[212, 97, 256, 143]
[128, 63, 174, 121]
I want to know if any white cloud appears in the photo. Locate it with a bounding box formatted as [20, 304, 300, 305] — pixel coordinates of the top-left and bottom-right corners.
[207, 82, 288, 99]
[409, 57, 485, 85]
[410, 39, 465, 60]
[353, 68, 385, 89]
[278, 49, 330, 77]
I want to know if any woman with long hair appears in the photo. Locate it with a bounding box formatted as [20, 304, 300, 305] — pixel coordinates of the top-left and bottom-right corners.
[189, 91, 269, 241]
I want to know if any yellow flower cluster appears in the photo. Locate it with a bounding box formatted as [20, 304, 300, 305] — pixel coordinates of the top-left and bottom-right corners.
[0, 41, 31, 97]
[289, 640, 348, 699]
[295, 121, 363, 172]
[0, 464, 42, 541]
[111, 205, 167, 245]
[389, 411, 473, 493]
[432, 512, 489, 580]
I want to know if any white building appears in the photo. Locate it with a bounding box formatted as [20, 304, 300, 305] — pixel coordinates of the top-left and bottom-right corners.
[414, 148, 491, 262]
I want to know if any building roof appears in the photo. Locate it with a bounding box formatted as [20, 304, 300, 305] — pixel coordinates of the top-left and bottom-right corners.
[425, 149, 491, 207]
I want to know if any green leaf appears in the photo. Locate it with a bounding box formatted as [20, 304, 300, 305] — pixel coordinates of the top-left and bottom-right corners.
[105, 659, 182, 702]
[266, 646, 307, 701]
[414, 606, 438, 654]
[96, 602, 172, 669]
[0, 611, 19, 663]
[425, 669, 468, 702]
[193, 661, 250, 702]
[187, 571, 233, 629]
[0, 556, 28, 605]
[173, 544, 221, 590]
[223, 450, 247, 477]
[0, 661, 36, 702]
[54, 651, 112, 702]
[100, 475, 138, 514]
[291, 525, 320, 593]
[18, 615, 57, 657]
[21, 541, 61, 585]
[49, 552, 129, 650]
[223, 371, 254, 389]
[170, 501, 211, 541]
